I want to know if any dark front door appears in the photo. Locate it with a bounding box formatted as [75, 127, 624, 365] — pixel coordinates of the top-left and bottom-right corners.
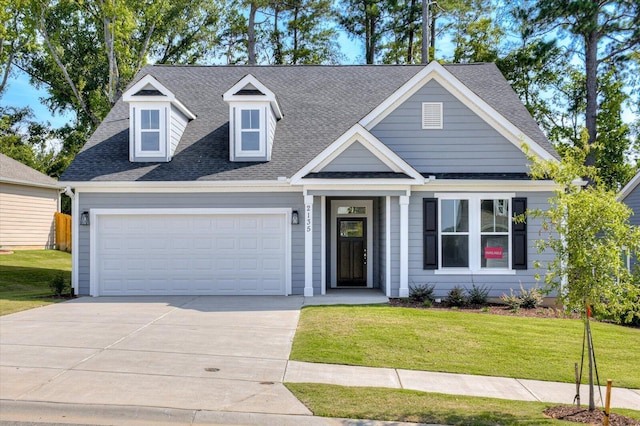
[337, 218, 367, 287]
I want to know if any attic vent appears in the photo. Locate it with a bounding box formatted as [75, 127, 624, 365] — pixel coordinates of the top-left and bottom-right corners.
[422, 102, 443, 129]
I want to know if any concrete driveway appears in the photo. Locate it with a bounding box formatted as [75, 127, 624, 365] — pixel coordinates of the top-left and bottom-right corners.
[0, 296, 310, 416]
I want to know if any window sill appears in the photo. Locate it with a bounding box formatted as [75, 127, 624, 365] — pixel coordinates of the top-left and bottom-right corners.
[433, 269, 517, 275]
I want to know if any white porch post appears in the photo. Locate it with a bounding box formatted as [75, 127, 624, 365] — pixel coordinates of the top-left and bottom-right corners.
[304, 195, 314, 297]
[399, 195, 410, 298]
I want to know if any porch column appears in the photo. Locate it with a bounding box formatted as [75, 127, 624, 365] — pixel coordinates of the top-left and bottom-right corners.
[399, 195, 410, 298]
[304, 195, 314, 297]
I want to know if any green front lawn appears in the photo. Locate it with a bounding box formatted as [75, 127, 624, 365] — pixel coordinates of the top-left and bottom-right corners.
[286, 383, 640, 426]
[290, 305, 640, 389]
[0, 250, 72, 315]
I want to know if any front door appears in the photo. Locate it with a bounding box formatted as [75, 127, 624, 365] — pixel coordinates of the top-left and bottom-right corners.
[337, 218, 367, 287]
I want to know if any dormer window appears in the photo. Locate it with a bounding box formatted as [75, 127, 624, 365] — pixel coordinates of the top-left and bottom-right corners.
[224, 75, 282, 162]
[123, 75, 195, 163]
[136, 107, 166, 157]
[241, 108, 261, 151]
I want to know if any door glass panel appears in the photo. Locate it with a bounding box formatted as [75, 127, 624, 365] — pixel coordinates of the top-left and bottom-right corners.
[337, 206, 366, 215]
[340, 220, 363, 238]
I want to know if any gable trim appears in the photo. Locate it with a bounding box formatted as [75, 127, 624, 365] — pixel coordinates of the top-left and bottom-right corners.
[223, 74, 282, 119]
[290, 124, 424, 184]
[359, 61, 556, 163]
[619, 172, 640, 201]
[123, 74, 196, 120]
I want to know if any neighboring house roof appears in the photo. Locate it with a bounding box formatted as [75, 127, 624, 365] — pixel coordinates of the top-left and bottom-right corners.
[619, 171, 640, 201]
[60, 63, 558, 183]
[0, 153, 60, 189]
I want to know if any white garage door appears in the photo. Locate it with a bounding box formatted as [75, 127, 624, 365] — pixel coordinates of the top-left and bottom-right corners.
[93, 212, 289, 296]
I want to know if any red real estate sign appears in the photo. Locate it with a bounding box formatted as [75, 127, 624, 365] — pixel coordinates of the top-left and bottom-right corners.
[484, 247, 503, 259]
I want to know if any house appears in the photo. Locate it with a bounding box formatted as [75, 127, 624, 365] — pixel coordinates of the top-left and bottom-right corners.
[59, 61, 559, 298]
[0, 153, 61, 249]
[620, 171, 640, 271]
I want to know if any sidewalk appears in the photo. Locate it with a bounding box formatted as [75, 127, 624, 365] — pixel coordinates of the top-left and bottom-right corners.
[284, 361, 640, 410]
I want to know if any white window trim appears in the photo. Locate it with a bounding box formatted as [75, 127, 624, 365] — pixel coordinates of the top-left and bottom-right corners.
[434, 192, 516, 275]
[422, 102, 443, 129]
[234, 104, 267, 158]
[133, 103, 168, 158]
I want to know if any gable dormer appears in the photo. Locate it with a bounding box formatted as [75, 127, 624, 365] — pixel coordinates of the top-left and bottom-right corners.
[223, 75, 282, 162]
[123, 75, 195, 162]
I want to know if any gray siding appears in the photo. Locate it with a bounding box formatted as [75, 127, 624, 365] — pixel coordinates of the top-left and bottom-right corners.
[170, 105, 189, 158]
[378, 197, 387, 292]
[623, 184, 640, 270]
[386, 191, 554, 298]
[370, 80, 530, 174]
[321, 142, 392, 172]
[77, 192, 304, 296]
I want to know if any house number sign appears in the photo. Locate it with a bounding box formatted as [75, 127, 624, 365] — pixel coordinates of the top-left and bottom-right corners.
[306, 204, 312, 232]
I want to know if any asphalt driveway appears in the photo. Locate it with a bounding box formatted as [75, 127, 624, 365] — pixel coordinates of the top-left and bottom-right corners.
[0, 296, 310, 416]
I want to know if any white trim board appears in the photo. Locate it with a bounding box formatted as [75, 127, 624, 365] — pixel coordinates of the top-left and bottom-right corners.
[619, 172, 640, 201]
[88, 208, 292, 297]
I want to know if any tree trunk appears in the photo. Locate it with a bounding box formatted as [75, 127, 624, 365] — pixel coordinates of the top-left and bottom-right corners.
[584, 28, 599, 165]
[247, 2, 258, 65]
[38, 7, 100, 126]
[421, 0, 428, 63]
[407, 0, 416, 63]
[292, 6, 299, 64]
[273, 6, 283, 64]
[586, 316, 596, 411]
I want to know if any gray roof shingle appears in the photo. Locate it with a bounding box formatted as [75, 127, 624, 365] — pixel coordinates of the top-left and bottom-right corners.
[0, 153, 60, 187]
[60, 63, 557, 182]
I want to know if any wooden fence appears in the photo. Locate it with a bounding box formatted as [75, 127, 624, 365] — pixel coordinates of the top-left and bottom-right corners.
[55, 212, 72, 252]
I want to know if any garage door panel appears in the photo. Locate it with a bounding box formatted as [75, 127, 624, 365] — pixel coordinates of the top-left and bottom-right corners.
[95, 213, 288, 295]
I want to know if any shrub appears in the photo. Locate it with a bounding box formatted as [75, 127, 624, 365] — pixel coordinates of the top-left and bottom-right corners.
[500, 288, 522, 312]
[445, 286, 468, 307]
[423, 299, 432, 308]
[466, 284, 490, 306]
[409, 283, 435, 303]
[520, 284, 543, 309]
[49, 273, 69, 297]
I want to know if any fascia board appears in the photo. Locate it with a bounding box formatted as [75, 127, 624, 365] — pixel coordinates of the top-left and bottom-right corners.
[359, 61, 556, 163]
[296, 179, 421, 186]
[223, 74, 282, 119]
[63, 181, 300, 193]
[619, 172, 640, 201]
[0, 177, 62, 189]
[123, 75, 196, 119]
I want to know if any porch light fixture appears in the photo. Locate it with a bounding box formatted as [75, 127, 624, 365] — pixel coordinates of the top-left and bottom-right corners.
[291, 210, 299, 225]
[80, 211, 90, 226]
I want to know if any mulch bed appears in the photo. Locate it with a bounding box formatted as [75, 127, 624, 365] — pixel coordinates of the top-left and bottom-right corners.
[388, 298, 580, 319]
[544, 405, 640, 425]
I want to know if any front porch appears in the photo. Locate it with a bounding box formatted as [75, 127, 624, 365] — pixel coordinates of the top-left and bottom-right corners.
[302, 288, 389, 306]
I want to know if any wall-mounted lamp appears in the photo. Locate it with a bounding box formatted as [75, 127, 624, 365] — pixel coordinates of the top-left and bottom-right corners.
[291, 210, 299, 225]
[80, 211, 90, 226]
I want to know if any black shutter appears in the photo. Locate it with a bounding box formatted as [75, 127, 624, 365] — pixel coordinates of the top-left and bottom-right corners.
[423, 198, 438, 269]
[512, 197, 527, 270]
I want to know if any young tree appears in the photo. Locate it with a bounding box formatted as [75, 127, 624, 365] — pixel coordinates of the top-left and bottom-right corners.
[526, 143, 640, 410]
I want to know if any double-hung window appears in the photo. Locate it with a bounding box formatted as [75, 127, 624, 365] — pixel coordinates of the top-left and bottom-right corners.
[235, 106, 266, 157]
[435, 194, 514, 274]
[141, 109, 161, 151]
[134, 106, 166, 157]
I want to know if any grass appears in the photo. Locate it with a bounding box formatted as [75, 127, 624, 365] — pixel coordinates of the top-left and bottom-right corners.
[290, 305, 640, 389]
[0, 250, 72, 316]
[286, 383, 640, 425]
